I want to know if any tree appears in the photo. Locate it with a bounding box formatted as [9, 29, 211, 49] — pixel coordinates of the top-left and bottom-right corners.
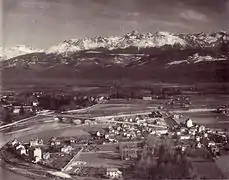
[0, 106, 12, 123]
[19, 106, 25, 116]
[135, 139, 197, 180]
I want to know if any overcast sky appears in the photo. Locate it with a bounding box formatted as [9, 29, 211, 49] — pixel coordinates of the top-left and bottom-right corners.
[2, 0, 229, 48]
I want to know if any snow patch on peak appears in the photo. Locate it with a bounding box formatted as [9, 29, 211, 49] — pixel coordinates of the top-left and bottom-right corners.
[154, 31, 173, 36]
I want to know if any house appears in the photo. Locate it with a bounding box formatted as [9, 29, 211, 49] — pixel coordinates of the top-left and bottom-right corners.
[143, 96, 152, 101]
[151, 128, 168, 136]
[176, 131, 181, 136]
[30, 138, 43, 147]
[180, 135, 191, 140]
[14, 106, 33, 113]
[54, 117, 59, 121]
[189, 128, 197, 136]
[43, 152, 51, 160]
[61, 146, 73, 154]
[121, 148, 141, 160]
[195, 136, 201, 142]
[72, 161, 87, 166]
[72, 119, 82, 125]
[156, 128, 168, 135]
[30, 147, 42, 163]
[173, 114, 180, 120]
[13, 108, 20, 114]
[198, 125, 206, 132]
[119, 142, 142, 160]
[16, 144, 27, 155]
[185, 119, 193, 128]
[180, 127, 187, 133]
[49, 137, 61, 146]
[196, 142, 202, 148]
[106, 168, 122, 179]
[30, 138, 38, 147]
[11, 139, 19, 147]
[208, 141, 216, 147]
[96, 131, 101, 137]
[105, 134, 109, 140]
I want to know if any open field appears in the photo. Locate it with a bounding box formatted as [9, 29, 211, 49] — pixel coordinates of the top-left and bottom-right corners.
[189, 94, 229, 109]
[17, 125, 90, 143]
[215, 155, 229, 178]
[75, 152, 124, 168]
[177, 111, 229, 130]
[191, 160, 225, 179]
[65, 99, 158, 119]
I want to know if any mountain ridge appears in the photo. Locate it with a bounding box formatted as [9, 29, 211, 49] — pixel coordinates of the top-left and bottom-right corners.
[1, 31, 228, 60]
[46, 30, 229, 55]
[1, 30, 229, 85]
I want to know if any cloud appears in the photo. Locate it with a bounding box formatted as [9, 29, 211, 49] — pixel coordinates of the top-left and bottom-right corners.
[180, 10, 209, 22]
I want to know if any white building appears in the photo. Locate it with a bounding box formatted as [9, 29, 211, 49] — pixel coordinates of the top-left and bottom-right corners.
[72, 119, 81, 125]
[143, 96, 152, 101]
[16, 144, 27, 155]
[33, 148, 42, 163]
[180, 127, 187, 133]
[198, 125, 206, 133]
[13, 108, 20, 114]
[176, 131, 181, 136]
[32, 101, 39, 107]
[96, 131, 101, 137]
[186, 119, 193, 128]
[196, 136, 201, 142]
[106, 168, 122, 179]
[43, 152, 51, 160]
[30, 139, 39, 147]
[208, 141, 216, 147]
[196, 142, 202, 148]
[156, 129, 168, 135]
[30, 138, 43, 147]
[173, 114, 180, 120]
[11, 139, 19, 147]
[180, 135, 191, 140]
[61, 146, 73, 154]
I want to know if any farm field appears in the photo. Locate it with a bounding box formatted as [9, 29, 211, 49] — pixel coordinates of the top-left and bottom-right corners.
[191, 160, 225, 179]
[17, 125, 90, 143]
[177, 111, 229, 130]
[67, 99, 159, 119]
[215, 155, 229, 178]
[76, 152, 124, 168]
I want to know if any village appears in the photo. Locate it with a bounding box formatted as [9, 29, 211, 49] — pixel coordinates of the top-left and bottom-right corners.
[2, 106, 229, 179]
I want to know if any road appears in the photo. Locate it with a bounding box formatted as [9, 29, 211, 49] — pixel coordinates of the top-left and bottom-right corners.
[0, 110, 55, 130]
[61, 148, 84, 172]
[171, 108, 221, 113]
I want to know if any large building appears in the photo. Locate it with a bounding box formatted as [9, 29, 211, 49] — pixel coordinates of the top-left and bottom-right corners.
[29, 147, 42, 163]
[185, 119, 193, 128]
[119, 142, 143, 160]
[106, 168, 122, 179]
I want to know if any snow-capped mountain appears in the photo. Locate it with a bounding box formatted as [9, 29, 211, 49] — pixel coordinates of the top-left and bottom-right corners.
[46, 31, 228, 55]
[46, 31, 187, 55]
[0, 45, 43, 60]
[1, 30, 229, 85]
